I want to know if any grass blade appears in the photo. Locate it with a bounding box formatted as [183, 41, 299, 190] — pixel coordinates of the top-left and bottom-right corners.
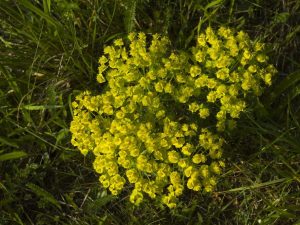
[0, 151, 28, 161]
[0, 136, 19, 148]
[220, 178, 289, 193]
[26, 182, 62, 210]
[266, 70, 300, 105]
[124, 0, 137, 33]
[19, 0, 61, 28]
[22, 105, 63, 110]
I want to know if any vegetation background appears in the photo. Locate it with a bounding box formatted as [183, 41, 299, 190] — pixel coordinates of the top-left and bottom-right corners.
[0, 0, 299, 224]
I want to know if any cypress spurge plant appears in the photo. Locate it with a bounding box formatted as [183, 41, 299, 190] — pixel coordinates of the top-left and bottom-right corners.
[70, 27, 277, 208]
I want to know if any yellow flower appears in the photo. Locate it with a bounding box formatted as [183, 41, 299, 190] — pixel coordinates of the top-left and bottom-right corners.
[190, 65, 201, 77]
[155, 81, 165, 92]
[216, 68, 229, 80]
[192, 154, 206, 164]
[181, 143, 194, 156]
[164, 82, 174, 93]
[207, 91, 217, 103]
[187, 177, 201, 191]
[199, 165, 210, 178]
[97, 73, 106, 83]
[195, 50, 206, 62]
[199, 106, 210, 119]
[156, 110, 165, 119]
[264, 73, 272, 86]
[218, 27, 232, 38]
[130, 189, 143, 206]
[243, 49, 251, 60]
[254, 42, 264, 51]
[184, 166, 194, 177]
[114, 38, 124, 46]
[178, 158, 189, 168]
[168, 150, 180, 163]
[197, 34, 206, 46]
[99, 174, 110, 188]
[170, 171, 181, 186]
[210, 162, 222, 175]
[171, 137, 185, 148]
[126, 169, 139, 183]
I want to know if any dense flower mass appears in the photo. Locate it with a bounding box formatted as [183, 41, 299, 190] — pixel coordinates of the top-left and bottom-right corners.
[70, 27, 276, 208]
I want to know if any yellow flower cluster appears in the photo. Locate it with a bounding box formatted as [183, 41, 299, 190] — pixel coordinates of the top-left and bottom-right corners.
[191, 27, 277, 131]
[70, 28, 276, 208]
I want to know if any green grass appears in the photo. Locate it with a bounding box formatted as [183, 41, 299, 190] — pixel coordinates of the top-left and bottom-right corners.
[0, 0, 300, 224]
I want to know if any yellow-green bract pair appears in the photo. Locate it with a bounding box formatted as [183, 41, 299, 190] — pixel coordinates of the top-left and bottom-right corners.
[70, 27, 277, 208]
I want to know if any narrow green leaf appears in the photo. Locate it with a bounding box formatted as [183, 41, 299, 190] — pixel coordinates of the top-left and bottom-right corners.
[288, 85, 300, 101]
[0, 36, 13, 48]
[22, 105, 63, 110]
[286, 25, 300, 42]
[64, 193, 79, 210]
[13, 213, 25, 225]
[0, 151, 28, 161]
[293, 220, 300, 225]
[267, 70, 300, 104]
[204, 0, 224, 11]
[220, 178, 289, 193]
[19, 0, 60, 28]
[124, 0, 137, 33]
[85, 195, 116, 213]
[0, 136, 19, 148]
[43, 0, 51, 14]
[273, 12, 290, 24]
[26, 182, 62, 210]
[56, 129, 69, 144]
[0, 65, 22, 100]
[0, 181, 8, 192]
